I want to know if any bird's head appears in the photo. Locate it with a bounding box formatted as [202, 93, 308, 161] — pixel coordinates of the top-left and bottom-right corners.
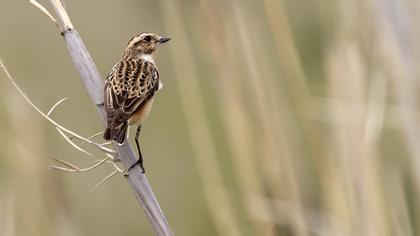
[123, 33, 171, 62]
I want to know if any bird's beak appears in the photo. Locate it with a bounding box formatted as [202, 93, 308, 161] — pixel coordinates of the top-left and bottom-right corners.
[158, 37, 171, 44]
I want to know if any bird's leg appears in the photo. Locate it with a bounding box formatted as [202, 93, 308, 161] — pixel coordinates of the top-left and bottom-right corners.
[128, 125, 145, 173]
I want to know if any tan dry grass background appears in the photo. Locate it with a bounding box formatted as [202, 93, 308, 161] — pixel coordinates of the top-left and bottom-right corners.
[1, 0, 419, 235]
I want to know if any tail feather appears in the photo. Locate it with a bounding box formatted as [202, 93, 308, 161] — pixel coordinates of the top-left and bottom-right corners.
[103, 122, 128, 144]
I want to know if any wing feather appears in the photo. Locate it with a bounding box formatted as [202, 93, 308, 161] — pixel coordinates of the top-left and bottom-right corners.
[104, 58, 160, 129]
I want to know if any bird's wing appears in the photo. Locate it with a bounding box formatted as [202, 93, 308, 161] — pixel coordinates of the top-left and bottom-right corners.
[104, 58, 160, 128]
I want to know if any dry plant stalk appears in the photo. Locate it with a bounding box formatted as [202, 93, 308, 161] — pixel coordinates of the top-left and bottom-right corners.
[157, 1, 244, 235]
[2, 0, 174, 235]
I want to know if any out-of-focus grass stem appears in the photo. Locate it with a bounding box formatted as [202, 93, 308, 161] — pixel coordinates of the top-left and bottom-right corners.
[200, 1, 276, 235]
[158, 0, 242, 235]
[229, 1, 309, 235]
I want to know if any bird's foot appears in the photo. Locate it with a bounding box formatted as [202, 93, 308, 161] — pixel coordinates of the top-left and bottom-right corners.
[124, 159, 145, 176]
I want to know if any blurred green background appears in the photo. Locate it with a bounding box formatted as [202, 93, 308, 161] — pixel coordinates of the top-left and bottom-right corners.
[1, 0, 419, 235]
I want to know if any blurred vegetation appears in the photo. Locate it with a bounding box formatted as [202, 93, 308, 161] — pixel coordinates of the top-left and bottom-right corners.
[1, 0, 419, 235]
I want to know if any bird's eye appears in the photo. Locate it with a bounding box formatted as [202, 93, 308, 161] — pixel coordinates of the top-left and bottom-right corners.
[143, 36, 152, 42]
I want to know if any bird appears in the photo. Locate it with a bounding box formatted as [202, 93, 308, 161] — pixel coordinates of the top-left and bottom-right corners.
[103, 32, 171, 173]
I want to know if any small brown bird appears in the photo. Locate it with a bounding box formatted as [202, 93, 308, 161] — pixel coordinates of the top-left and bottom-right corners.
[103, 32, 171, 173]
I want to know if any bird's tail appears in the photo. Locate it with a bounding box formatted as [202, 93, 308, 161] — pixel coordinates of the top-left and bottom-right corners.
[103, 122, 128, 144]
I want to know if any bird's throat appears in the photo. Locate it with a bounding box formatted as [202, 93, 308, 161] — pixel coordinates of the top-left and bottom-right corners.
[139, 53, 156, 64]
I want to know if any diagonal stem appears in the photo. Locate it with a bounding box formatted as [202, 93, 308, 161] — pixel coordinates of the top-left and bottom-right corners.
[45, 1, 173, 235]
